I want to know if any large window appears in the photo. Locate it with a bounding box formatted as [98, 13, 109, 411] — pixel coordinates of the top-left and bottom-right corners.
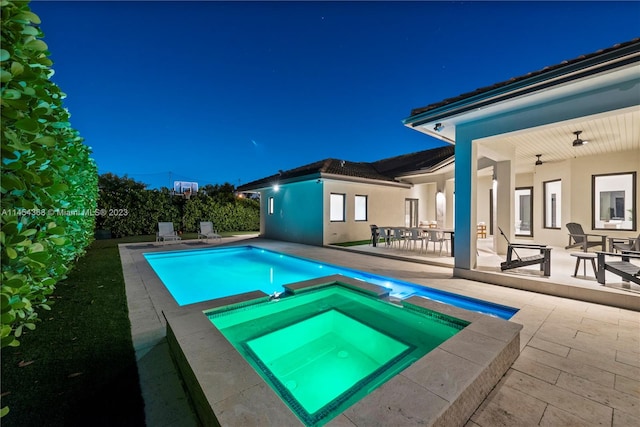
[543, 180, 562, 229]
[515, 187, 533, 237]
[592, 172, 636, 230]
[330, 193, 345, 222]
[354, 195, 367, 221]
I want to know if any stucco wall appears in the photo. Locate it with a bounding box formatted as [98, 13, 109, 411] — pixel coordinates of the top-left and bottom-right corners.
[323, 180, 412, 245]
[526, 149, 639, 247]
[476, 175, 492, 232]
[260, 180, 324, 245]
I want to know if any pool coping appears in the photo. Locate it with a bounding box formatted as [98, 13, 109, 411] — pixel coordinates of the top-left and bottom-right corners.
[164, 274, 523, 426]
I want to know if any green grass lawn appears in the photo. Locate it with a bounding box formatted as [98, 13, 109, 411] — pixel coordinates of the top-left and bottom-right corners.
[0, 235, 156, 426]
[332, 239, 371, 247]
[1, 231, 252, 425]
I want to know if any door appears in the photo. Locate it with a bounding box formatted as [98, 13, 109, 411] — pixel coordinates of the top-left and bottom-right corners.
[405, 198, 418, 227]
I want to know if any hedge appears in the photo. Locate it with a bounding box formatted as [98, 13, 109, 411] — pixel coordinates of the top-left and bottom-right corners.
[96, 174, 260, 237]
[1, 0, 98, 356]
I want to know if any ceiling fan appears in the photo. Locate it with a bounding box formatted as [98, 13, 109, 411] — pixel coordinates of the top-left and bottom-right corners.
[533, 154, 561, 170]
[572, 130, 589, 147]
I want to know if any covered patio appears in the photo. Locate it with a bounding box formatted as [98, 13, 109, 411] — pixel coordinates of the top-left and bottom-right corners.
[400, 38, 639, 303]
[332, 236, 640, 311]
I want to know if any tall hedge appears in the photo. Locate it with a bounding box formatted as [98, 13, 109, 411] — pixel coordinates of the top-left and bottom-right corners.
[96, 173, 181, 238]
[96, 174, 260, 236]
[182, 195, 260, 232]
[1, 0, 98, 356]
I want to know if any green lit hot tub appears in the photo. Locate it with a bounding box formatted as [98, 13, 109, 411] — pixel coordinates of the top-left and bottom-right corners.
[208, 285, 468, 426]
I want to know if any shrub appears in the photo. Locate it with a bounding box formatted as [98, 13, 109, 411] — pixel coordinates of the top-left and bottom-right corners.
[1, 0, 98, 357]
[97, 173, 180, 237]
[97, 174, 260, 236]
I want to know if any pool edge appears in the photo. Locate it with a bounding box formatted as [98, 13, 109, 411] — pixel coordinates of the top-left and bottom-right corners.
[165, 276, 522, 427]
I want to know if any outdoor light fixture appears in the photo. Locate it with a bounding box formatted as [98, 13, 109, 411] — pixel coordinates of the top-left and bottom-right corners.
[572, 130, 588, 147]
[434, 123, 444, 132]
[273, 184, 280, 192]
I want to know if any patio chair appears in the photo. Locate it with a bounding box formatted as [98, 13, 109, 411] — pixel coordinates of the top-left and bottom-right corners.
[198, 221, 222, 241]
[405, 228, 426, 253]
[377, 226, 391, 247]
[612, 233, 640, 253]
[596, 250, 640, 286]
[156, 222, 181, 244]
[369, 225, 380, 247]
[565, 222, 606, 252]
[426, 230, 449, 256]
[498, 227, 551, 276]
[390, 227, 405, 249]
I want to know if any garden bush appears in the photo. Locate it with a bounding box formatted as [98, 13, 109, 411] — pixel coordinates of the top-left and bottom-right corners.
[97, 174, 260, 236]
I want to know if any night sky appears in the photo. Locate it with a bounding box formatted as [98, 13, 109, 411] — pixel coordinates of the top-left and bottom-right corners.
[31, 1, 640, 189]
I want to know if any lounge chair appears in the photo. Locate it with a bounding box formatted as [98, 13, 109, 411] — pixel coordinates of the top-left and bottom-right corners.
[612, 233, 640, 253]
[198, 221, 222, 241]
[156, 222, 181, 244]
[565, 222, 606, 252]
[498, 227, 551, 276]
[596, 250, 640, 286]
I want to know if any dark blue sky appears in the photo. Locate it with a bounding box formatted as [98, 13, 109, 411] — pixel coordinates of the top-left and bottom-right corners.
[31, 1, 640, 189]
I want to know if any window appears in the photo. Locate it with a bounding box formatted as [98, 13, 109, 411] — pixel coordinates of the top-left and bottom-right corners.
[268, 197, 274, 215]
[330, 193, 345, 222]
[354, 195, 367, 221]
[543, 180, 561, 229]
[592, 172, 636, 230]
[515, 187, 533, 237]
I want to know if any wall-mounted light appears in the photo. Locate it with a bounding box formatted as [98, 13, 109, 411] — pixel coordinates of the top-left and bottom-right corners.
[273, 184, 280, 192]
[434, 123, 444, 132]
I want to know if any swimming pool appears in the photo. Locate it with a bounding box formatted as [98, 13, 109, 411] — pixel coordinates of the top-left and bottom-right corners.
[144, 245, 517, 319]
[208, 284, 468, 426]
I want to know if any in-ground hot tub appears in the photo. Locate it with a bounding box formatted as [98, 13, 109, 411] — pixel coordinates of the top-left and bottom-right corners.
[166, 276, 522, 426]
[208, 284, 468, 425]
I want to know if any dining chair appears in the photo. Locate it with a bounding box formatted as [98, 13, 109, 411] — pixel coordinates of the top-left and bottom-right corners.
[391, 227, 405, 249]
[405, 228, 426, 253]
[378, 226, 391, 247]
[427, 230, 449, 256]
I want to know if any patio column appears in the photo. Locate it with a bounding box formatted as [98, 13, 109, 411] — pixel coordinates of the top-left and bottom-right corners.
[493, 160, 515, 255]
[454, 132, 477, 270]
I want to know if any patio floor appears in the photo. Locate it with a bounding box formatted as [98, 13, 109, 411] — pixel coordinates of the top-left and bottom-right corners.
[337, 237, 640, 311]
[119, 236, 639, 426]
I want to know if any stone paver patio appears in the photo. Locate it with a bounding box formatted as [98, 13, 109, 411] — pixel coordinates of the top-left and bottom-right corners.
[119, 236, 639, 426]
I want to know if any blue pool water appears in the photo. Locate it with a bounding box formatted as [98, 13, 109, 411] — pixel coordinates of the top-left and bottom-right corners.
[143, 245, 518, 319]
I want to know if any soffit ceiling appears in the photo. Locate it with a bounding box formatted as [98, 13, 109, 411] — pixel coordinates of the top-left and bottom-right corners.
[478, 106, 640, 174]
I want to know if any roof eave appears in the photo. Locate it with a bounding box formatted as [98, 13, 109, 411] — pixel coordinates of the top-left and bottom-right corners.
[238, 171, 412, 191]
[237, 172, 322, 192]
[393, 157, 455, 178]
[403, 42, 640, 128]
[320, 173, 412, 188]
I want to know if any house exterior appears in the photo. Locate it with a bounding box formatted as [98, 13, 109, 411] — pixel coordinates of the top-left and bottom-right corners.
[237, 146, 455, 245]
[403, 37, 639, 273]
[239, 38, 639, 277]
